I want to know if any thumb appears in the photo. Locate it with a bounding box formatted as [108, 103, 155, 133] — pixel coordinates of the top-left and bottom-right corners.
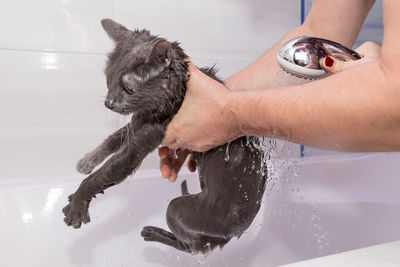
[320, 56, 346, 74]
[320, 55, 367, 75]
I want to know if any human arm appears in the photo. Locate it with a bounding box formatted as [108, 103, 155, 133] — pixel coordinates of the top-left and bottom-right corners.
[163, 0, 400, 152]
[226, 0, 400, 152]
[225, 0, 376, 92]
[159, 0, 377, 178]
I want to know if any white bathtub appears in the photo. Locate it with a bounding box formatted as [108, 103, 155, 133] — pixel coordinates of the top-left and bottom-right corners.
[1, 1, 397, 265]
[1, 151, 400, 267]
[1, 40, 399, 267]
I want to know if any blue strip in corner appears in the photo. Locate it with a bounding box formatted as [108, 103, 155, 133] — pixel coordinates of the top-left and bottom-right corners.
[300, 0, 306, 156]
[301, 0, 305, 24]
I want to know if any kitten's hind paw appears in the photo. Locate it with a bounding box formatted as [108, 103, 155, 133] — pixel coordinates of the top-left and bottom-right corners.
[76, 156, 96, 174]
[62, 194, 91, 229]
[141, 226, 177, 242]
[141, 226, 192, 253]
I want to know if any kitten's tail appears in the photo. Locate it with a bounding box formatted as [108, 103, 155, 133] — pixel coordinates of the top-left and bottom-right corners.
[181, 180, 189, 195]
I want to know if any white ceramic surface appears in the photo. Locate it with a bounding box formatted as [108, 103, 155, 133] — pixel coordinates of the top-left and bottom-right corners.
[282, 240, 400, 267]
[1, 153, 400, 267]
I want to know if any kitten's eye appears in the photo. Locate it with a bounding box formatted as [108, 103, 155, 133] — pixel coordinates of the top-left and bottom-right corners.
[123, 85, 135, 95]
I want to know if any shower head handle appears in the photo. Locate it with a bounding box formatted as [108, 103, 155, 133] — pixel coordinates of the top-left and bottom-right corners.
[277, 36, 361, 80]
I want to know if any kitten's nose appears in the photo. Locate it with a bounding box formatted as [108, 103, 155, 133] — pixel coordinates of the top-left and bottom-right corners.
[104, 99, 115, 110]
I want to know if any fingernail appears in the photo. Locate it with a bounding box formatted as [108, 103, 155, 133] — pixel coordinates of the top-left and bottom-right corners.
[325, 56, 334, 67]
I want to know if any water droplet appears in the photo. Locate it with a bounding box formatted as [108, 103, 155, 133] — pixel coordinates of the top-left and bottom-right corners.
[310, 214, 319, 223]
[224, 142, 231, 161]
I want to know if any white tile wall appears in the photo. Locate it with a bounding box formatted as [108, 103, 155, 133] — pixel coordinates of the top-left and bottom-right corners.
[0, 0, 114, 53]
[115, 0, 300, 61]
[0, 0, 300, 60]
[0, 0, 301, 179]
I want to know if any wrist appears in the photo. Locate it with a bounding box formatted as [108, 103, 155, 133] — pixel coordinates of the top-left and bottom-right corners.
[225, 91, 253, 137]
[224, 75, 244, 92]
[226, 89, 290, 140]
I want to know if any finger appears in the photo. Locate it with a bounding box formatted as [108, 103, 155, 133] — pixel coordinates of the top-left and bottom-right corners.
[161, 164, 171, 179]
[169, 150, 190, 180]
[161, 149, 190, 182]
[169, 170, 177, 182]
[188, 154, 196, 172]
[158, 146, 170, 159]
[175, 149, 191, 164]
[321, 54, 374, 75]
[354, 41, 381, 58]
[320, 56, 348, 74]
[159, 146, 172, 178]
[160, 157, 171, 179]
[171, 154, 186, 172]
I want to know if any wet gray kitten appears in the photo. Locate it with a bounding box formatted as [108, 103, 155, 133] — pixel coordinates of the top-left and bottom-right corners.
[62, 18, 267, 254]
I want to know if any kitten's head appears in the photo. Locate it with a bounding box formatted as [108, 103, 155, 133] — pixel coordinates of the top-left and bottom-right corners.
[101, 19, 187, 117]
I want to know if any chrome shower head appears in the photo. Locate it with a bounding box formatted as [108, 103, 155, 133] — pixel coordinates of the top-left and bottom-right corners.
[276, 36, 361, 80]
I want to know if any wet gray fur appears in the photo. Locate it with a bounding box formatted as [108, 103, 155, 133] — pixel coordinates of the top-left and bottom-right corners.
[62, 19, 267, 254]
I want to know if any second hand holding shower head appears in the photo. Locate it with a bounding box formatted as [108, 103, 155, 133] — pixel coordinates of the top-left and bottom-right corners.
[276, 36, 361, 80]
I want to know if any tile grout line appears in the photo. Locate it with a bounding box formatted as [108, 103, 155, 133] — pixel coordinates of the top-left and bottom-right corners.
[0, 47, 254, 63]
[0, 47, 105, 56]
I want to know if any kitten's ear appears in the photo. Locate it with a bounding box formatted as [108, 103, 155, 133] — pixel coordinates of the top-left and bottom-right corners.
[101, 18, 129, 42]
[150, 40, 172, 66]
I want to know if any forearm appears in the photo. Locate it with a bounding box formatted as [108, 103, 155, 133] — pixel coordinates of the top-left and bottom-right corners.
[230, 60, 400, 152]
[225, 0, 376, 92]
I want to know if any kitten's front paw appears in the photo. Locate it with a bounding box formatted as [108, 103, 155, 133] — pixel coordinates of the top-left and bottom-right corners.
[76, 156, 96, 174]
[62, 194, 91, 229]
[141, 226, 162, 241]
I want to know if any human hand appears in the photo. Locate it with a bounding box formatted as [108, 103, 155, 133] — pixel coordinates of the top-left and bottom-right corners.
[158, 146, 196, 182]
[162, 62, 240, 152]
[320, 41, 381, 74]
